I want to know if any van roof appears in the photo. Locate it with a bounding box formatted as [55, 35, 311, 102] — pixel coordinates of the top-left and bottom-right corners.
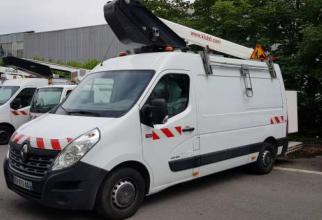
[93, 52, 269, 73]
[2, 78, 48, 87]
[37, 84, 77, 90]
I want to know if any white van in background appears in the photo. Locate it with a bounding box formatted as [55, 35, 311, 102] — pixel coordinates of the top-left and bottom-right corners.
[29, 85, 76, 119]
[0, 79, 48, 144]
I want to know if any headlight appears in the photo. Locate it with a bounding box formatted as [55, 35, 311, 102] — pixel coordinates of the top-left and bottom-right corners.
[52, 128, 100, 171]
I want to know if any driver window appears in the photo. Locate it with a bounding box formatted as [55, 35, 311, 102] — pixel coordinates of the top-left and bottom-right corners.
[11, 88, 36, 109]
[148, 74, 189, 118]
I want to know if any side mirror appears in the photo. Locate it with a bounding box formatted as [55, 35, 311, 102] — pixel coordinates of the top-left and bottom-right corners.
[141, 98, 168, 127]
[11, 98, 22, 110]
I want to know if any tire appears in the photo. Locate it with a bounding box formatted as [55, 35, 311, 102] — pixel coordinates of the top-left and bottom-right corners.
[250, 142, 276, 175]
[0, 125, 14, 145]
[96, 167, 146, 220]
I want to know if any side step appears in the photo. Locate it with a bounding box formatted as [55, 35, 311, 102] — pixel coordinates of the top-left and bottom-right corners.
[278, 141, 303, 159]
[286, 142, 303, 155]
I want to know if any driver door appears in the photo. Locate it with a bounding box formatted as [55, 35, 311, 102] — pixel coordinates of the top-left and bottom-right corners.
[141, 71, 199, 189]
[10, 88, 36, 128]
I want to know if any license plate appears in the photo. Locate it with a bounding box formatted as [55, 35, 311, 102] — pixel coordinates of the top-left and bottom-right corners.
[13, 176, 33, 191]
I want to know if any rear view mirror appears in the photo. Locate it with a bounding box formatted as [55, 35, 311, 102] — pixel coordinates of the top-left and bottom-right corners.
[141, 98, 168, 127]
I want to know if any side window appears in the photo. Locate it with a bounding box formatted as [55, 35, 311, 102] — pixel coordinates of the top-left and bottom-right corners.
[148, 74, 189, 118]
[11, 88, 36, 109]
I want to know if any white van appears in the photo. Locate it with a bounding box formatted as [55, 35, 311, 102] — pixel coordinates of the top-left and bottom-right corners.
[3, 1, 290, 219]
[0, 78, 48, 144]
[29, 85, 76, 119]
[4, 52, 288, 218]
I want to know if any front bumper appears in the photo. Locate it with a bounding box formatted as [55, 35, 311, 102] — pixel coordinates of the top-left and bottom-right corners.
[4, 159, 107, 210]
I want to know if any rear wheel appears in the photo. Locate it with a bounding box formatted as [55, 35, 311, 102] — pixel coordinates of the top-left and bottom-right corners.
[96, 167, 146, 220]
[0, 125, 14, 145]
[250, 142, 276, 175]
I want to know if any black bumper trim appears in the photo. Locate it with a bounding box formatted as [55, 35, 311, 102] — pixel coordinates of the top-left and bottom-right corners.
[4, 159, 108, 210]
[169, 138, 288, 172]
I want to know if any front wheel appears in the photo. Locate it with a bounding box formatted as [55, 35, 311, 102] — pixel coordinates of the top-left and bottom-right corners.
[96, 167, 146, 220]
[250, 142, 276, 175]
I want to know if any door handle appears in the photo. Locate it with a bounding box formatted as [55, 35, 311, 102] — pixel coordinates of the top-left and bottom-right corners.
[182, 126, 195, 133]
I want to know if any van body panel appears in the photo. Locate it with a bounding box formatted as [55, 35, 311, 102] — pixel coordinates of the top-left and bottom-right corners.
[81, 105, 145, 171]
[18, 113, 118, 142]
[0, 79, 48, 129]
[140, 69, 199, 188]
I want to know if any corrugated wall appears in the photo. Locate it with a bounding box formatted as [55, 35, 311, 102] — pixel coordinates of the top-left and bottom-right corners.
[24, 25, 129, 62]
[0, 32, 26, 57]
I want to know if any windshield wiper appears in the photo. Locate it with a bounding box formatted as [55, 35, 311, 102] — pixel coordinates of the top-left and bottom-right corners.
[67, 110, 101, 117]
[59, 105, 70, 114]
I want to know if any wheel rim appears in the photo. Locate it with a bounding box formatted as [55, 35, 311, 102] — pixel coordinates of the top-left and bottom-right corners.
[262, 150, 273, 168]
[111, 179, 136, 209]
[0, 130, 9, 143]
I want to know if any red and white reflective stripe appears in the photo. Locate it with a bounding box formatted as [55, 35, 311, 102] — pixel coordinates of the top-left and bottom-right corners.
[11, 133, 29, 144]
[11, 109, 29, 116]
[147, 126, 183, 140]
[11, 133, 73, 151]
[29, 137, 73, 151]
[271, 116, 285, 124]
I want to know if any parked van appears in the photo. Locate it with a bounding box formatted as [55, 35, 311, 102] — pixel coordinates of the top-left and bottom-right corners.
[4, 52, 288, 218]
[30, 85, 76, 119]
[0, 79, 48, 144]
[3, 1, 290, 219]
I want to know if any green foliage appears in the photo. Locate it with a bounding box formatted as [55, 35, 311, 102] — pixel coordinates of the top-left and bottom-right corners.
[0, 58, 3, 66]
[142, 0, 191, 24]
[143, 0, 322, 136]
[32, 57, 100, 70]
[33, 56, 45, 62]
[66, 60, 100, 70]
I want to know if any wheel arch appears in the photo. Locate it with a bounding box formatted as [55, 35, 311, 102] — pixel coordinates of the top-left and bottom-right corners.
[264, 136, 278, 155]
[110, 160, 151, 194]
[0, 122, 15, 132]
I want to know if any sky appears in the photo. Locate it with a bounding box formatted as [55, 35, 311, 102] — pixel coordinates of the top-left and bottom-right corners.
[0, 0, 108, 35]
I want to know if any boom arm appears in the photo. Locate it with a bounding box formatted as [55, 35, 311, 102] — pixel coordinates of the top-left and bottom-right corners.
[104, 0, 254, 60]
[161, 18, 253, 60]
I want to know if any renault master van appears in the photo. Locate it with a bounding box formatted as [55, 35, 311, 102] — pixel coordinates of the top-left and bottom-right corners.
[4, 1, 289, 219]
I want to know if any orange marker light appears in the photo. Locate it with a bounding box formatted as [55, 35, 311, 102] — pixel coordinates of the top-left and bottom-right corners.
[192, 171, 199, 177]
[119, 51, 128, 57]
[164, 46, 174, 52]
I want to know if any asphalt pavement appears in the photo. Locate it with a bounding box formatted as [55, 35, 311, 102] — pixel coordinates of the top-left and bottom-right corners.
[0, 145, 321, 220]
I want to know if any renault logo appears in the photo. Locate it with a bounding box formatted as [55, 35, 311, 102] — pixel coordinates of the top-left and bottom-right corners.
[21, 144, 29, 162]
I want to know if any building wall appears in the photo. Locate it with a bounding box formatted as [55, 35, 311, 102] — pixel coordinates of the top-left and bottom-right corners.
[0, 32, 26, 58]
[24, 25, 128, 62]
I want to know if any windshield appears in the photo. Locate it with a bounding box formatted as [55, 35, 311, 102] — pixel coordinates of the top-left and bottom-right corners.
[30, 87, 63, 113]
[0, 86, 20, 105]
[55, 70, 154, 117]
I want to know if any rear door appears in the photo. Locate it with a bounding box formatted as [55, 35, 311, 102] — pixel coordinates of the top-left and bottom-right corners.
[141, 71, 199, 188]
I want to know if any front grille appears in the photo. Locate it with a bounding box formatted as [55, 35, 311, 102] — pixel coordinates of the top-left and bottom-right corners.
[9, 148, 56, 178]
